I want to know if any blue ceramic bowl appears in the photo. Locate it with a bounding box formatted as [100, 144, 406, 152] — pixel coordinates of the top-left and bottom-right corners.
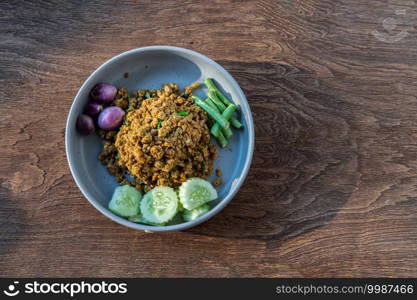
[65, 46, 254, 232]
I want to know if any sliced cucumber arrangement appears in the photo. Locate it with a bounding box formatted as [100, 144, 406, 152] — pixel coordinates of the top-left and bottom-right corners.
[183, 204, 210, 222]
[140, 186, 178, 224]
[179, 178, 218, 210]
[108, 178, 217, 226]
[108, 185, 142, 217]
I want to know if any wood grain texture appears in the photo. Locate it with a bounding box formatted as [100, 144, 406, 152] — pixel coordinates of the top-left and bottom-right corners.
[1, 0, 417, 277]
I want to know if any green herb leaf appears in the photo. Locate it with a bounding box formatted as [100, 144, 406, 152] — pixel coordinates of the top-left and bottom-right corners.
[157, 120, 163, 129]
[177, 111, 189, 117]
[145, 91, 151, 99]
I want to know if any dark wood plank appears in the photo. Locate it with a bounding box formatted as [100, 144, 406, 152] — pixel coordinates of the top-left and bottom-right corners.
[1, 0, 417, 277]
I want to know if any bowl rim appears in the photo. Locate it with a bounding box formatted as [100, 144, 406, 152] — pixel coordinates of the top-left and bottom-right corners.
[65, 46, 255, 232]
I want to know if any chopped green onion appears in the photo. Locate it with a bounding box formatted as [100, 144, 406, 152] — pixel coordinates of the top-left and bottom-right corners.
[145, 91, 151, 98]
[177, 111, 189, 117]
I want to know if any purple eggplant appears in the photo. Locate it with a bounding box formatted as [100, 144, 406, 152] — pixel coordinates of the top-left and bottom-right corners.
[84, 102, 103, 117]
[98, 106, 125, 130]
[76, 114, 95, 135]
[90, 83, 117, 104]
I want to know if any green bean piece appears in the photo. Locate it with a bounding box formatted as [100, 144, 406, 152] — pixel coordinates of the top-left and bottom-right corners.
[216, 130, 228, 148]
[210, 123, 232, 138]
[209, 89, 243, 129]
[204, 99, 232, 138]
[204, 100, 221, 137]
[230, 117, 243, 129]
[207, 113, 215, 127]
[205, 98, 233, 137]
[222, 127, 233, 139]
[223, 104, 237, 117]
[210, 104, 237, 138]
[193, 96, 230, 129]
[209, 122, 219, 138]
[204, 78, 232, 106]
[211, 124, 233, 139]
[205, 97, 220, 112]
[208, 90, 227, 111]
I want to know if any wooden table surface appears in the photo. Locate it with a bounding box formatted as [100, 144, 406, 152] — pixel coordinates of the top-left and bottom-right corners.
[1, 0, 417, 278]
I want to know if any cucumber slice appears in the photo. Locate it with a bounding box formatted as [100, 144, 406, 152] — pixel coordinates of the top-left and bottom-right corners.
[179, 178, 217, 210]
[108, 185, 142, 217]
[140, 186, 178, 223]
[128, 214, 164, 226]
[182, 204, 210, 222]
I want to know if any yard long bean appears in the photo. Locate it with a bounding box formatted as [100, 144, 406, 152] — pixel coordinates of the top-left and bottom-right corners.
[216, 130, 228, 148]
[193, 96, 230, 129]
[208, 90, 226, 111]
[208, 90, 243, 129]
[210, 104, 237, 139]
[205, 98, 233, 139]
[204, 78, 232, 106]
